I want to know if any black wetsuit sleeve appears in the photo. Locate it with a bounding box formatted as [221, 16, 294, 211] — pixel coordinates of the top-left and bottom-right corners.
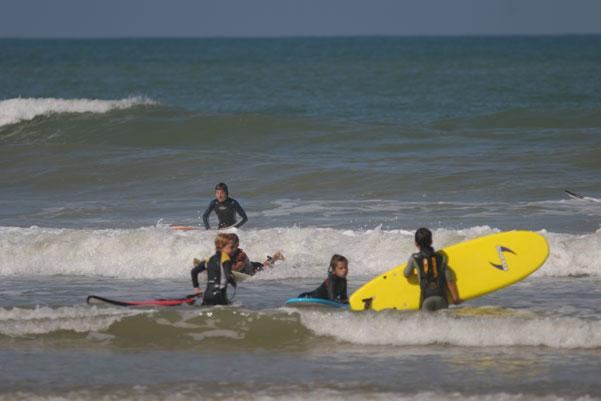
[202, 200, 216, 230]
[232, 200, 248, 228]
[341, 280, 349, 304]
[327, 275, 349, 303]
[223, 259, 236, 288]
[191, 261, 207, 288]
[327, 276, 336, 301]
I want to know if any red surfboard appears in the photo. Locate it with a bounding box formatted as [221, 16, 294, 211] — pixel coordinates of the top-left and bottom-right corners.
[87, 294, 197, 306]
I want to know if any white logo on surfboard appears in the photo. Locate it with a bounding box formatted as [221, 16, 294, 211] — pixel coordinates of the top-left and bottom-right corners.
[490, 245, 516, 271]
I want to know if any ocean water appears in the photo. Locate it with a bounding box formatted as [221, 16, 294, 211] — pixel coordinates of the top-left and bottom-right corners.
[1, 36, 601, 401]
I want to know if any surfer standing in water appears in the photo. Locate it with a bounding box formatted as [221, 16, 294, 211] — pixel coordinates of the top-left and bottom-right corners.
[298, 254, 349, 304]
[202, 183, 248, 230]
[191, 233, 237, 305]
[403, 228, 463, 311]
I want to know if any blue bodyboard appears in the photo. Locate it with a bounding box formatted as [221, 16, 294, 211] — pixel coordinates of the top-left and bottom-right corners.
[285, 297, 350, 308]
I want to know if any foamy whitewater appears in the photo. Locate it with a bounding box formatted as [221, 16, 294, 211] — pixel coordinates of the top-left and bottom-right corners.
[0, 97, 155, 127]
[1, 225, 600, 279]
[1, 36, 601, 401]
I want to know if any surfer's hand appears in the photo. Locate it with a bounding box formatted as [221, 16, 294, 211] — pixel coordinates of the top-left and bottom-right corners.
[194, 288, 203, 296]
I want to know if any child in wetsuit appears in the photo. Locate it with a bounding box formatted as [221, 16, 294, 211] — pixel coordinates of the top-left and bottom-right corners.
[228, 234, 285, 275]
[202, 183, 248, 230]
[403, 228, 463, 311]
[191, 233, 237, 306]
[298, 254, 349, 304]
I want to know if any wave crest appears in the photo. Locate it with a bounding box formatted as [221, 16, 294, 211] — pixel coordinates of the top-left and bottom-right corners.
[0, 97, 156, 127]
[0, 225, 599, 279]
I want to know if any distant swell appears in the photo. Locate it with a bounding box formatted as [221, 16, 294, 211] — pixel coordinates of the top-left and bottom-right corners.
[0, 97, 156, 127]
[434, 106, 601, 130]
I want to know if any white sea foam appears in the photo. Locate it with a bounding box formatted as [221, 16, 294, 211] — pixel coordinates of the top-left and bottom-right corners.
[0, 225, 600, 279]
[0, 97, 155, 127]
[297, 308, 601, 349]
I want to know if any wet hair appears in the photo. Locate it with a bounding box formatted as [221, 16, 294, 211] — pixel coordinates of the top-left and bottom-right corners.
[215, 182, 229, 195]
[228, 233, 240, 245]
[214, 233, 231, 250]
[415, 227, 433, 248]
[328, 254, 348, 272]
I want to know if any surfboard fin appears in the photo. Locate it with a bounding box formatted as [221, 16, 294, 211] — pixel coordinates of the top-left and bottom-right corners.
[361, 297, 373, 310]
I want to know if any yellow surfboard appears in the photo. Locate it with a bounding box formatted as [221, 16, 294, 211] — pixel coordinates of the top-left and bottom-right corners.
[349, 231, 549, 311]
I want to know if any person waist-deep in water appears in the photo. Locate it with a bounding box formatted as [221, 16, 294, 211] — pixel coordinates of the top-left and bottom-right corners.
[202, 183, 248, 230]
[298, 254, 349, 304]
[403, 227, 463, 311]
[191, 233, 237, 306]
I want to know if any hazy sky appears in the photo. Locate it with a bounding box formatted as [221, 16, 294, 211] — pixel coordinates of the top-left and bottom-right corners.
[2, 0, 601, 38]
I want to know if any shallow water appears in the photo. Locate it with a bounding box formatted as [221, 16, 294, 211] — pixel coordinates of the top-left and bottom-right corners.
[1, 36, 601, 400]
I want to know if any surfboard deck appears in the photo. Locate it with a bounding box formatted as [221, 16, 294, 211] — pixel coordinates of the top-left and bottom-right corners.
[285, 297, 350, 308]
[349, 231, 549, 311]
[87, 294, 197, 307]
[232, 270, 251, 282]
[565, 190, 601, 203]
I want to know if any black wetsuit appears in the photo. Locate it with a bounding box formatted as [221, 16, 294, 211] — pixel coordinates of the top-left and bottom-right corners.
[202, 197, 248, 230]
[299, 272, 348, 304]
[191, 251, 237, 306]
[411, 247, 449, 310]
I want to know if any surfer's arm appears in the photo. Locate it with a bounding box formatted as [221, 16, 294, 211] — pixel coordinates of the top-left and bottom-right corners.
[232, 200, 248, 228]
[442, 255, 463, 305]
[224, 260, 237, 287]
[340, 280, 349, 304]
[326, 277, 337, 301]
[202, 200, 216, 230]
[263, 251, 285, 267]
[191, 260, 207, 291]
[403, 257, 418, 278]
[446, 280, 463, 305]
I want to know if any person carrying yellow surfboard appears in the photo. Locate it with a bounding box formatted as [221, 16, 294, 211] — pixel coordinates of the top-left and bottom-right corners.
[403, 228, 463, 311]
